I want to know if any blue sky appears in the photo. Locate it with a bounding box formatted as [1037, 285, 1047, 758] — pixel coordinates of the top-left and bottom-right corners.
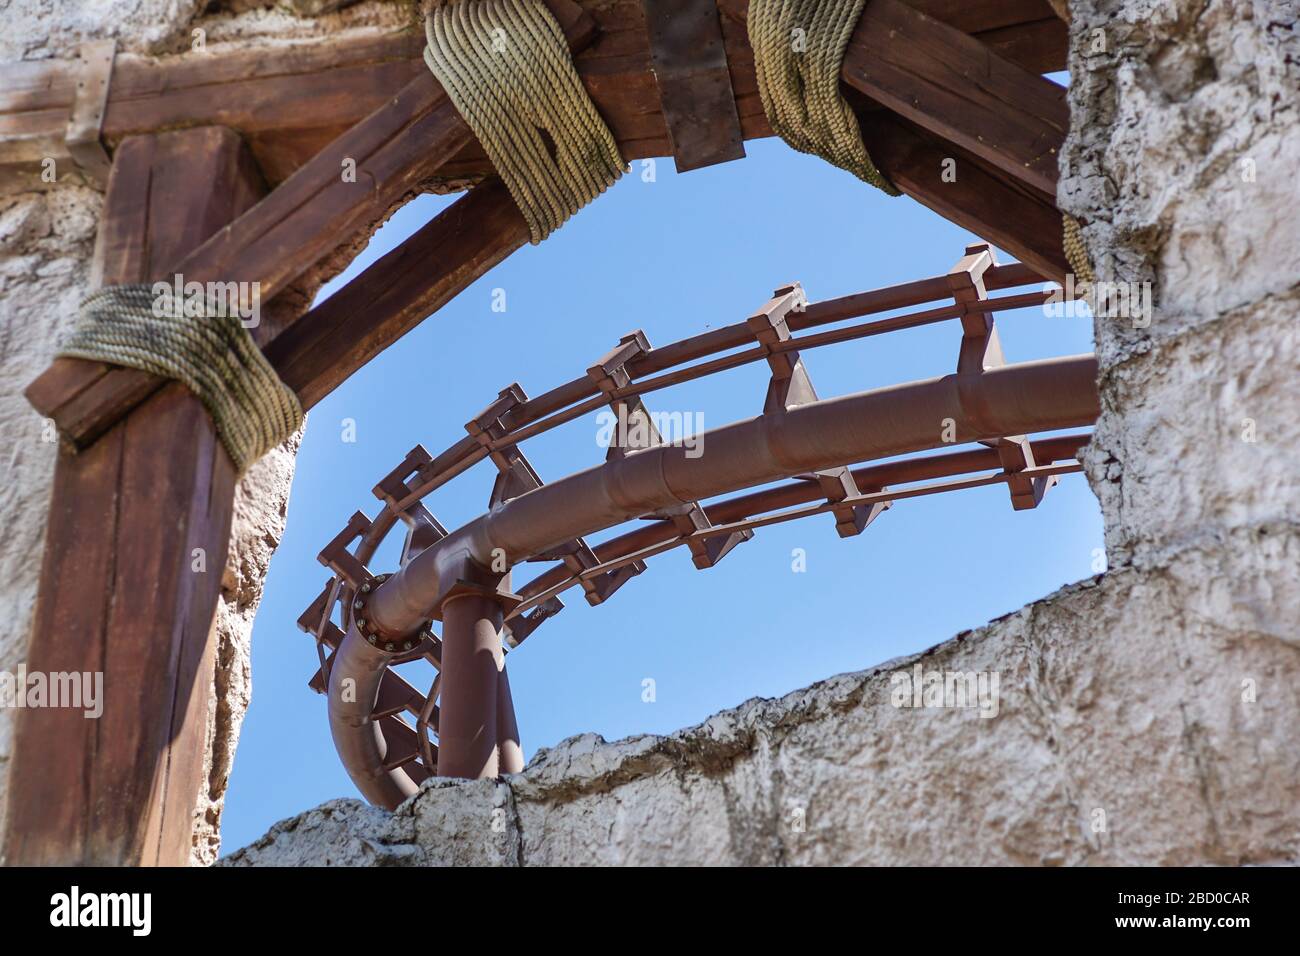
[221, 132, 1100, 850]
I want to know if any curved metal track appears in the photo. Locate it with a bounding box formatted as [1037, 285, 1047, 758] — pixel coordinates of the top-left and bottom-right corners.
[297, 244, 1099, 807]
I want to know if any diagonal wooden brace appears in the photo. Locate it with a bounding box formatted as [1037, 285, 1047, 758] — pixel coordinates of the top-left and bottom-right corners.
[25, 0, 599, 450]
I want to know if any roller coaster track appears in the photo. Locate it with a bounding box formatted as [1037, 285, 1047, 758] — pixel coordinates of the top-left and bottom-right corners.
[298, 243, 1099, 808]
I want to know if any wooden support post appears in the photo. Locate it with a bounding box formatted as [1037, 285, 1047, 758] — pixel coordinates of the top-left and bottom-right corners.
[2, 127, 265, 866]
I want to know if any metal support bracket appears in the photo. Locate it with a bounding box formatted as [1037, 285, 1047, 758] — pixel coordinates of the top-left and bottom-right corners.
[641, 0, 746, 173]
[504, 596, 565, 649]
[667, 504, 754, 568]
[589, 330, 752, 568]
[317, 511, 375, 589]
[816, 469, 893, 538]
[467, 384, 544, 506]
[534, 538, 647, 606]
[950, 243, 1056, 510]
[747, 282, 815, 414]
[299, 578, 345, 694]
[749, 282, 888, 535]
[588, 330, 660, 462]
[373, 444, 450, 565]
[65, 40, 117, 188]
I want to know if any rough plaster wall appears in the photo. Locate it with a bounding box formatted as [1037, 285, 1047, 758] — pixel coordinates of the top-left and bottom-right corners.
[225, 545, 1300, 866]
[1060, 0, 1300, 569]
[0, 0, 414, 863]
[225, 0, 1300, 865]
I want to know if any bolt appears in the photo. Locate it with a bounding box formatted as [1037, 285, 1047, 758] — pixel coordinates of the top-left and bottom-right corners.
[361, 583, 371, 593]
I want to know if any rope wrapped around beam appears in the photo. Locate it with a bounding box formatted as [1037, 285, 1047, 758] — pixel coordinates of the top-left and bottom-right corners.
[748, 0, 899, 195]
[423, 0, 625, 243]
[1062, 213, 1095, 283]
[58, 284, 303, 473]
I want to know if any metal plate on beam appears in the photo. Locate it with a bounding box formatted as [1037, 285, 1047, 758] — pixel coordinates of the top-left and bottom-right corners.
[64, 39, 116, 188]
[641, 0, 746, 173]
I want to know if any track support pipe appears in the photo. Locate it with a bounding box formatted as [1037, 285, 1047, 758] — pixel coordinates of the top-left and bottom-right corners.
[327, 624, 421, 809]
[366, 355, 1099, 637]
[437, 586, 524, 779]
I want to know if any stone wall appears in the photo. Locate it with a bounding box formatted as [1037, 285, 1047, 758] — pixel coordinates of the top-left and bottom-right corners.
[0, 0, 412, 865]
[225, 1, 1300, 865]
[225, 556, 1300, 866]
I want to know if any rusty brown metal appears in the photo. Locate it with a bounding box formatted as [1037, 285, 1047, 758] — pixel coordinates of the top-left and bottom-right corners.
[364, 352, 1097, 637]
[437, 585, 518, 779]
[510, 432, 1091, 622]
[301, 252, 1097, 805]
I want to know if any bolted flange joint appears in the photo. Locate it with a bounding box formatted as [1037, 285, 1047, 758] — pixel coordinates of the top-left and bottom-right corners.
[351, 573, 433, 654]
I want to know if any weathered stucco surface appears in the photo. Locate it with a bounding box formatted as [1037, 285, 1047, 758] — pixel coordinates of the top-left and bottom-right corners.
[0, 0, 414, 864]
[2, 0, 1295, 866]
[226, 1, 1300, 865]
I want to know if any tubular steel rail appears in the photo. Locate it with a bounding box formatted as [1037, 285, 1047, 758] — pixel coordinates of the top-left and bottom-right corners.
[298, 243, 1099, 807]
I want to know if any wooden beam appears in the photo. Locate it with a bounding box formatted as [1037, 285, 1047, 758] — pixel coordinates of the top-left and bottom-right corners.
[268, 179, 530, 411]
[237, 2, 1073, 413]
[0, 1, 1064, 185]
[841, 0, 1067, 201]
[859, 111, 1069, 282]
[3, 127, 264, 866]
[24, 0, 597, 450]
[717, 0, 1066, 201]
[276, 118, 1067, 416]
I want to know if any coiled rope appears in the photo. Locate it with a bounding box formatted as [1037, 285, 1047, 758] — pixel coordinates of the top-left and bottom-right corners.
[1061, 213, 1095, 284]
[748, 0, 899, 195]
[59, 284, 303, 474]
[423, 0, 625, 243]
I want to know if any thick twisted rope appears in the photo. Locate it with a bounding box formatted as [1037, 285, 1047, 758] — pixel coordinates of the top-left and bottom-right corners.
[423, 0, 625, 243]
[748, 0, 899, 195]
[1062, 213, 1095, 284]
[59, 284, 303, 474]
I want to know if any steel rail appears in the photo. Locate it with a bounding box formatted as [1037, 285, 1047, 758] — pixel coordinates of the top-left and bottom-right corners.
[325, 356, 1096, 805]
[322, 264, 1058, 636]
[510, 461, 1086, 621]
[381, 268, 1055, 516]
[300, 251, 1089, 804]
[364, 353, 1098, 636]
[509, 431, 1091, 614]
